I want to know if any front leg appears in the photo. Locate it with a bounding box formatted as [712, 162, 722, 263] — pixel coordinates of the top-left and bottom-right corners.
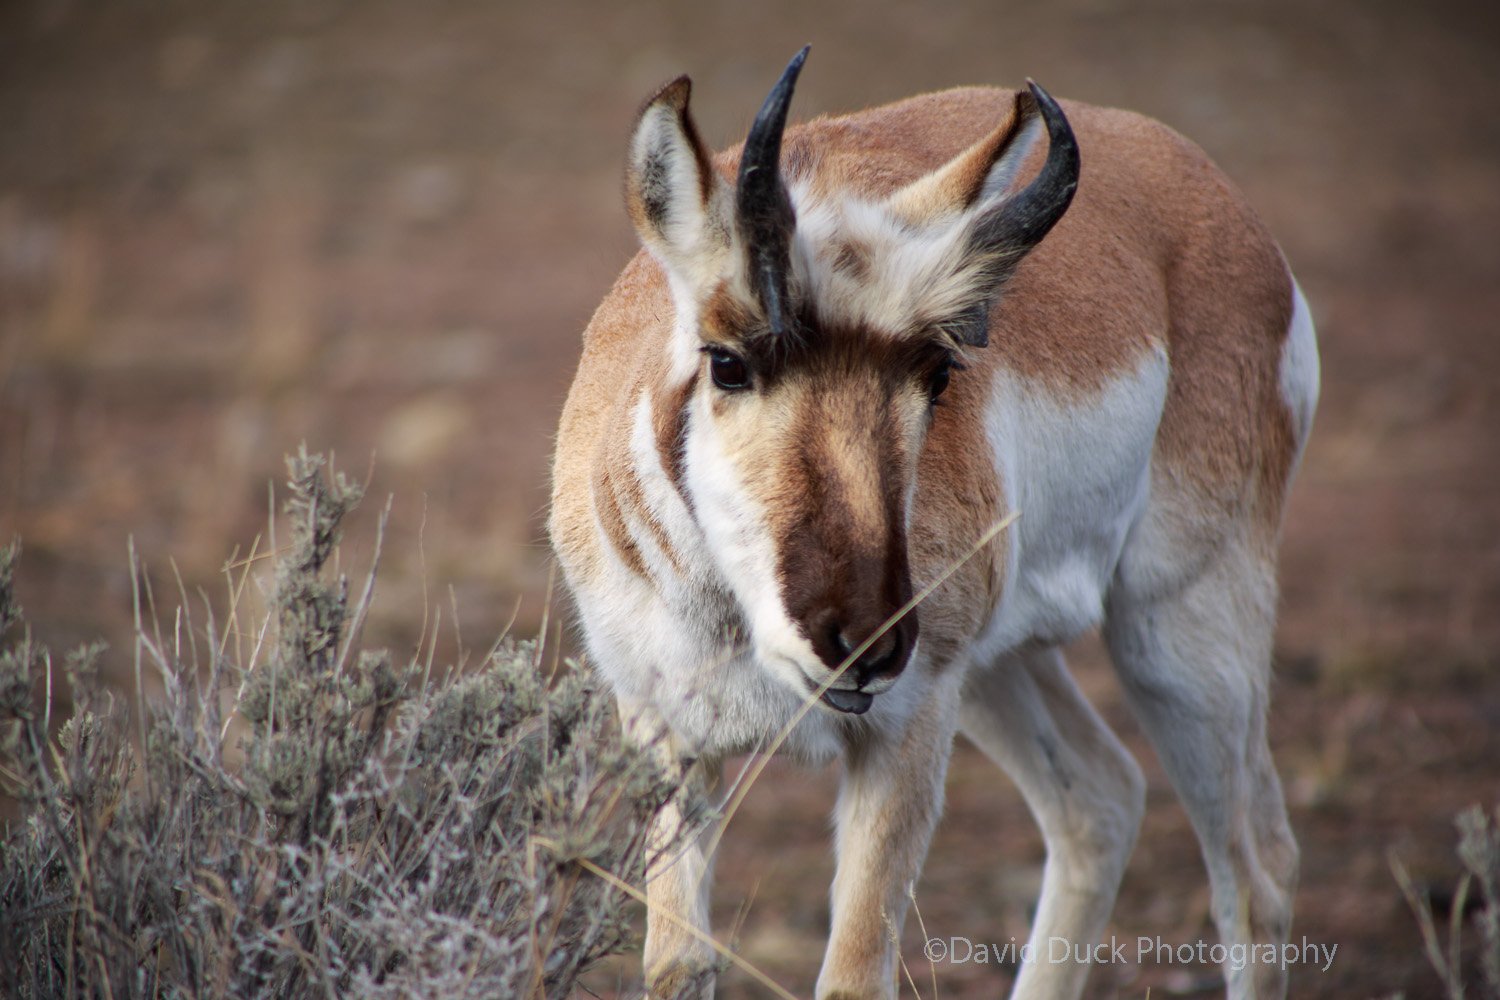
[620, 700, 723, 1000]
[816, 675, 962, 1000]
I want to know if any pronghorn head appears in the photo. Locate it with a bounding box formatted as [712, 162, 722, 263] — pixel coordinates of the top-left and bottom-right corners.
[625, 49, 1078, 716]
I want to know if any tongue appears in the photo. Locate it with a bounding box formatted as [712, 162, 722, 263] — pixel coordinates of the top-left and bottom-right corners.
[820, 688, 874, 715]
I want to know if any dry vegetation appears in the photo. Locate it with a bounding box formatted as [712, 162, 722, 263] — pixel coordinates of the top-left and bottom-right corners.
[1391, 806, 1500, 1000]
[1, 460, 1497, 1000]
[0, 451, 693, 999]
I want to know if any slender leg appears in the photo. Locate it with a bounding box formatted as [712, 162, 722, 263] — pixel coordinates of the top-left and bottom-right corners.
[620, 700, 723, 1000]
[959, 646, 1146, 1000]
[815, 673, 963, 1000]
[1103, 538, 1299, 999]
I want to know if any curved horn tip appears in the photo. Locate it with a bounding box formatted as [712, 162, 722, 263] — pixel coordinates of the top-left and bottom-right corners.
[1023, 80, 1070, 133]
[765, 46, 811, 109]
[769, 46, 810, 86]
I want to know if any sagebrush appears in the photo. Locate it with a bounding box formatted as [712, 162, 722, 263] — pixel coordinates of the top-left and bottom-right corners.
[0, 450, 692, 999]
[1392, 803, 1500, 1000]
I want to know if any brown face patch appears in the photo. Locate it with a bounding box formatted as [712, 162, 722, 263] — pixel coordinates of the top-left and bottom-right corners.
[711, 325, 948, 681]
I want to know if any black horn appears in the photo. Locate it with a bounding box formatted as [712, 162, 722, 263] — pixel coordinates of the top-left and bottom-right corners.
[970, 80, 1080, 260]
[736, 46, 809, 338]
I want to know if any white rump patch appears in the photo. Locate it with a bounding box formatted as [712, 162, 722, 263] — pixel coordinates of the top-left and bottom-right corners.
[1279, 277, 1320, 450]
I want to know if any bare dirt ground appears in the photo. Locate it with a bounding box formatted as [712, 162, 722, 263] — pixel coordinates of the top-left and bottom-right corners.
[2, 1, 1497, 997]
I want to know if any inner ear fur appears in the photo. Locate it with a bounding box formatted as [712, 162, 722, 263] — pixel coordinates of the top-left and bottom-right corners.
[625, 76, 733, 273]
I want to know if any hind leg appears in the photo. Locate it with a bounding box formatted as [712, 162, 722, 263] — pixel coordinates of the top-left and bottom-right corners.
[1104, 536, 1299, 999]
[959, 646, 1146, 1000]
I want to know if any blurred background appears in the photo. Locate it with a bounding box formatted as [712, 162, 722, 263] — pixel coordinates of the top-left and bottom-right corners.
[1, 0, 1496, 996]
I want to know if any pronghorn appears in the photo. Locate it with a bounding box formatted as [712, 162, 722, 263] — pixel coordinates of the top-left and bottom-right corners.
[550, 47, 1318, 1000]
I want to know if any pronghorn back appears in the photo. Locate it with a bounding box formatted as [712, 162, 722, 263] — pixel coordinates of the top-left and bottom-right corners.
[551, 59, 1314, 1000]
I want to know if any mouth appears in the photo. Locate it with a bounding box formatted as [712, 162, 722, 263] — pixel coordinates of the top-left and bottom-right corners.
[779, 656, 879, 716]
[818, 687, 875, 715]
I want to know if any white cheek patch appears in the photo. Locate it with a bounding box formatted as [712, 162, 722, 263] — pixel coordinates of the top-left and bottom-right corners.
[683, 396, 824, 686]
[628, 390, 711, 581]
[577, 392, 850, 758]
[605, 392, 695, 587]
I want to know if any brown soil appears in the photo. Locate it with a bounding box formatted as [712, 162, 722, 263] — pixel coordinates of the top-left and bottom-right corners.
[2, 1, 1497, 997]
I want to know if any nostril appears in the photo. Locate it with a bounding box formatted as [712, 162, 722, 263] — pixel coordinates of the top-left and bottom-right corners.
[834, 627, 887, 668]
[832, 629, 893, 681]
[853, 628, 908, 685]
[806, 611, 913, 681]
[867, 629, 897, 660]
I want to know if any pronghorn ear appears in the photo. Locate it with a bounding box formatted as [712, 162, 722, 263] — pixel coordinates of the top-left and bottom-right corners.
[883, 87, 1045, 226]
[626, 76, 733, 276]
[898, 83, 1079, 348]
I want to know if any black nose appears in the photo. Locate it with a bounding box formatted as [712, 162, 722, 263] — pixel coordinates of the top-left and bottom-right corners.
[808, 609, 916, 686]
[832, 625, 898, 683]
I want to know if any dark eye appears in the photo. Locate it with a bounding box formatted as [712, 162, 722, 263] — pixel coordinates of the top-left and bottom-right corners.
[928, 356, 955, 404]
[706, 348, 751, 391]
